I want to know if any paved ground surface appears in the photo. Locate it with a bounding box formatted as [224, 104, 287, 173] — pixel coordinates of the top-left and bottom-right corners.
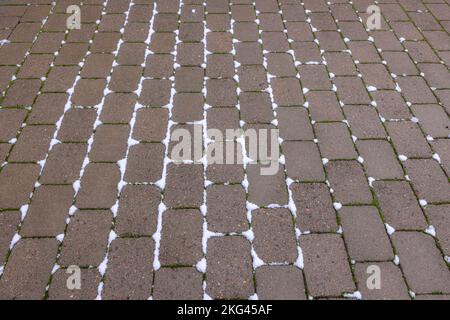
[0, 0, 450, 300]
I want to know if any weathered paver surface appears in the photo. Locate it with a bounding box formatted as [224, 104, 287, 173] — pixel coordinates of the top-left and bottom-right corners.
[0, 0, 449, 300]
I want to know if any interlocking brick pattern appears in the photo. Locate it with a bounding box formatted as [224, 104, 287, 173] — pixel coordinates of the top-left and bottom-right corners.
[0, 0, 449, 300]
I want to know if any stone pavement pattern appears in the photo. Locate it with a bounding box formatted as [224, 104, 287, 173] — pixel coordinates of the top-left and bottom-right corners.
[0, 0, 449, 300]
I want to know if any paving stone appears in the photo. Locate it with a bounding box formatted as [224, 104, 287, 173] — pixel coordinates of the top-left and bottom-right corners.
[9, 125, 54, 162]
[404, 159, 450, 203]
[124, 143, 164, 183]
[206, 54, 234, 78]
[175, 67, 204, 92]
[207, 108, 240, 138]
[324, 52, 357, 76]
[207, 32, 232, 53]
[347, 41, 381, 63]
[207, 184, 248, 233]
[164, 164, 204, 208]
[3, 79, 41, 106]
[58, 108, 97, 142]
[28, 93, 68, 124]
[337, 21, 368, 40]
[256, 266, 306, 300]
[0, 164, 40, 209]
[172, 93, 204, 123]
[392, 232, 450, 294]
[411, 105, 450, 138]
[239, 92, 273, 123]
[0, 211, 20, 263]
[261, 31, 290, 51]
[144, 54, 174, 78]
[206, 79, 237, 107]
[370, 31, 403, 51]
[48, 268, 101, 300]
[372, 91, 411, 120]
[154, 13, 178, 32]
[18, 54, 53, 79]
[334, 77, 371, 105]
[283, 141, 325, 181]
[259, 13, 284, 31]
[71, 79, 107, 106]
[316, 123, 357, 160]
[21, 185, 74, 237]
[40, 143, 87, 184]
[0, 109, 27, 142]
[386, 121, 432, 158]
[355, 262, 410, 300]
[103, 238, 154, 300]
[397, 77, 437, 104]
[90, 124, 129, 162]
[426, 205, 450, 257]
[109, 66, 142, 92]
[43, 66, 79, 92]
[76, 163, 120, 209]
[139, 79, 171, 107]
[247, 163, 288, 206]
[299, 65, 332, 91]
[267, 53, 296, 77]
[55, 43, 89, 66]
[100, 93, 136, 124]
[419, 63, 450, 89]
[404, 41, 439, 63]
[206, 13, 230, 31]
[60, 210, 112, 267]
[277, 107, 314, 141]
[358, 64, 396, 90]
[307, 91, 343, 121]
[326, 160, 372, 205]
[0, 144, 10, 162]
[356, 140, 404, 179]
[206, 236, 254, 299]
[81, 54, 114, 78]
[238, 65, 268, 92]
[316, 31, 346, 51]
[160, 209, 203, 266]
[382, 52, 419, 76]
[150, 33, 176, 54]
[340, 206, 393, 261]
[206, 163, 244, 184]
[300, 234, 355, 297]
[153, 268, 203, 300]
[253, 208, 297, 263]
[123, 22, 150, 42]
[271, 78, 304, 106]
[291, 42, 322, 63]
[0, 238, 58, 299]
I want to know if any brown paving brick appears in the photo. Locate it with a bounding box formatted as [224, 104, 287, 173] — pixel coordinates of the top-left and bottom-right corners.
[426, 205, 450, 257]
[21, 185, 74, 237]
[206, 54, 234, 78]
[409, 12, 441, 31]
[404, 41, 439, 63]
[382, 52, 418, 76]
[117, 43, 146, 66]
[370, 31, 403, 51]
[391, 21, 423, 41]
[436, 89, 450, 114]
[55, 43, 89, 66]
[344, 105, 386, 139]
[281, 4, 306, 22]
[0, 164, 39, 209]
[9, 125, 54, 162]
[181, 4, 204, 22]
[423, 31, 450, 51]
[206, 13, 230, 31]
[165, 164, 203, 208]
[253, 208, 297, 263]
[9, 22, 41, 42]
[372, 91, 411, 120]
[154, 13, 178, 32]
[397, 77, 437, 104]
[0, 238, 58, 300]
[18, 54, 53, 79]
[207, 32, 232, 53]
[261, 31, 290, 51]
[316, 31, 346, 51]
[206, 163, 244, 184]
[392, 232, 450, 294]
[326, 160, 372, 205]
[0, 109, 27, 142]
[404, 159, 450, 203]
[411, 105, 450, 138]
[177, 43, 203, 66]
[267, 53, 296, 77]
[206, 79, 237, 107]
[357, 140, 404, 180]
[316, 123, 357, 160]
[110, 66, 142, 92]
[3, 79, 41, 106]
[284, 141, 325, 181]
[300, 234, 355, 297]
[60, 210, 111, 267]
[207, 184, 248, 233]
[133, 108, 168, 142]
[299, 65, 332, 91]
[175, 67, 203, 92]
[123, 22, 150, 42]
[81, 54, 114, 78]
[179, 22, 204, 42]
[419, 63, 450, 89]
[48, 268, 101, 300]
[247, 164, 288, 206]
[71, 78, 106, 106]
[334, 77, 371, 105]
[207, 108, 240, 138]
[347, 41, 381, 63]
[256, 265, 306, 300]
[291, 42, 322, 63]
[28, 93, 68, 124]
[168, 124, 201, 161]
[207, 236, 254, 299]
[292, 182, 337, 233]
[43, 66, 79, 92]
[259, 13, 284, 31]
[307, 91, 343, 121]
[124, 143, 164, 183]
[128, 4, 153, 22]
[239, 92, 273, 123]
[160, 209, 203, 266]
[91, 32, 121, 53]
[22, 4, 50, 21]
[139, 79, 171, 107]
[386, 121, 432, 158]
[324, 52, 357, 77]
[173, 93, 203, 122]
[0, 211, 19, 263]
[238, 65, 268, 92]
[150, 33, 176, 54]
[103, 238, 153, 300]
[101, 93, 136, 124]
[67, 24, 96, 43]
[340, 206, 393, 261]
[235, 42, 263, 65]
[40, 143, 87, 184]
[310, 12, 336, 31]
[153, 268, 203, 300]
[0, 43, 30, 65]
[76, 163, 120, 209]
[358, 64, 395, 90]
[355, 262, 410, 300]
[338, 21, 368, 41]
[99, 14, 125, 32]
[271, 78, 303, 106]
[90, 124, 129, 162]
[0, 66, 16, 92]
[58, 108, 96, 142]
[277, 107, 314, 141]
[231, 4, 255, 21]
[116, 185, 159, 237]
